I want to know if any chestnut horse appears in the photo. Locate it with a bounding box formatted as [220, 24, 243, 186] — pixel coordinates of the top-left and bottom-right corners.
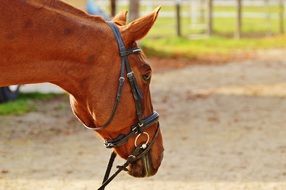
[0, 0, 163, 181]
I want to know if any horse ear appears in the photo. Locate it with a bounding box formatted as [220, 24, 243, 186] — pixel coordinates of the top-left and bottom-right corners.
[121, 7, 161, 46]
[112, 11, 128, 26]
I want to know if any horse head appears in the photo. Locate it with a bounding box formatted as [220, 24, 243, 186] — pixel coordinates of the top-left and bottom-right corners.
[69, 8, 164, 178]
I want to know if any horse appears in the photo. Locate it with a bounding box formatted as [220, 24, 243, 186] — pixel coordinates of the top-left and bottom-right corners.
[0, 0, 164, 186]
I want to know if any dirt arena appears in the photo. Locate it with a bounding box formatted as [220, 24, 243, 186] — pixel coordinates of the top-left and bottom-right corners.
[1, 53, 286, 190]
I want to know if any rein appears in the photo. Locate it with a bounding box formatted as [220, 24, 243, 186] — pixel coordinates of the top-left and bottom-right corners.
[85, 22, 160, 190]
[99, 125, 160, 190]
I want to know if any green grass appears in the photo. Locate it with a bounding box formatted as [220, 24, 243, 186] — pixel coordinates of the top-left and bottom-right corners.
[141, 35, 286, 60]
[0, 93, 60, 116]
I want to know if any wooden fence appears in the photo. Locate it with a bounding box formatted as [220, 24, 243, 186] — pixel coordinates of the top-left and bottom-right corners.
[69, 0, 286, 39]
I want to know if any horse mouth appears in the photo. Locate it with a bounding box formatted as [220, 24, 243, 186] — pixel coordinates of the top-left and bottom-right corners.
[127, 151, 162, 177]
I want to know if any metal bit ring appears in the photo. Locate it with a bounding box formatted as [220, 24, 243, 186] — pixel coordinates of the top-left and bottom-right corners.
[134, 132, 150, 147]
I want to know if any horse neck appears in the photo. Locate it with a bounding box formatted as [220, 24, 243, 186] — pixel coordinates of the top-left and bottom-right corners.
[0, 0, 109, 98]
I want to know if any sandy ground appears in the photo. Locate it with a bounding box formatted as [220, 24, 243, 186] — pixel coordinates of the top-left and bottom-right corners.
[1, 54, 286, 190]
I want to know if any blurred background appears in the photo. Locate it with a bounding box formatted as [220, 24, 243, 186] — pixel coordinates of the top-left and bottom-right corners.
[1, 0, 286, 190]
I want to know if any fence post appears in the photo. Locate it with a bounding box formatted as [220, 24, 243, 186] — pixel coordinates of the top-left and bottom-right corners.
[129, 0, 140, 21]
[206, 0, 213, 36]
[279, 0, 285, 34]
[176, 0, 182, 37]
[110, 0, 116, 17]
[235, 0, 242, 39]
[264, 0, 272, 34]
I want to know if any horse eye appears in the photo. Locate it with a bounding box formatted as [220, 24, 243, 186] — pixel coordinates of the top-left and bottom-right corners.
[142, 73, 151, 81]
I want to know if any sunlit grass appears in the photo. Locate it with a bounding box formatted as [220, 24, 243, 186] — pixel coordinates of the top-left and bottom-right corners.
[0, 93, 61, 116]
[141, 35, 286, 60]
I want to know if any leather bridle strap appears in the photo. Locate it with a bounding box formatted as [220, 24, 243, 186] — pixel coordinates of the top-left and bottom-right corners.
[102, 151, 117, 185]
[93, 22, 160, 190]
[98, 124, 160, 190]
[104, 111, 159, 148]
[91, 22, 142, 130]
[107, 21, 143, 120]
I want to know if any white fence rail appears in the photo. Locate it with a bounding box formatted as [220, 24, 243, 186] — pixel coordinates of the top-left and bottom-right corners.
[92, 0, 285, 38]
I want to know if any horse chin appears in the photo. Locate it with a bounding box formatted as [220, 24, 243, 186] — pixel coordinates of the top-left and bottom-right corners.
[127, 153, 157, 177]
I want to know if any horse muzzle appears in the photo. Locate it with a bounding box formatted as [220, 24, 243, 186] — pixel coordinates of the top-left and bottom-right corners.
[128, 147, 164, 177]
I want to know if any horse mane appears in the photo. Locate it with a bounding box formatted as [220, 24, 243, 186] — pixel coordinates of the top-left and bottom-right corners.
[27, 0, 106, 25]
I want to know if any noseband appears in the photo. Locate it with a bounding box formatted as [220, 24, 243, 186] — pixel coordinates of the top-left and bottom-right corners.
[85, 22, 160, 190]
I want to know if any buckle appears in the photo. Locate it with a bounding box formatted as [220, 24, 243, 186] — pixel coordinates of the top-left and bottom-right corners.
[132, 48, 141, 53]
[104, 141, 114, 148]
[138, 122, 144, 127]
[120, 48, 141, 57]
[127, 71, 134, 79]
[127, 155, 136, 162]
[119, 77, 125, 83]
[132, 122, 144, 134]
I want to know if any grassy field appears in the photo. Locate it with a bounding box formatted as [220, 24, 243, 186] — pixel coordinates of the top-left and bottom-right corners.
[142, 5, 286, 61]
[0, 93, 60, 115]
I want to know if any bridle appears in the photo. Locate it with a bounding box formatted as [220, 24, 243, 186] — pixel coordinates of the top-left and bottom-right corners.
[85, 22, 160, 190]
